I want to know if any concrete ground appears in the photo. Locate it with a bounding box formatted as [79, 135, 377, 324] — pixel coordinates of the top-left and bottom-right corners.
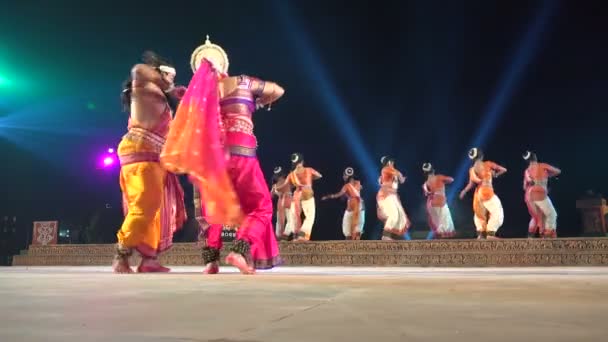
[0, 266, 607, 342]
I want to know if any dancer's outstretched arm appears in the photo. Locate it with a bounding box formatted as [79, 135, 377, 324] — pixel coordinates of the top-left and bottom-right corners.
[546, 164, 561, 177]
[322, 186, 346, 201]
[459, 180, 475, 200]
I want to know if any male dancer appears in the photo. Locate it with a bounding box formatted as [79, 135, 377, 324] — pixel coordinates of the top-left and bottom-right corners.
[523, 151, 561, 238]
[161, 36, 284, 274]
[422, 163, 456, 239]
[459, 148, 507, 239]
[113, 51, 187, 273]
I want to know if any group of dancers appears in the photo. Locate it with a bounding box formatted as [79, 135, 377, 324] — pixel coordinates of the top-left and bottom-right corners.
[111, 36, 561, 275]
[269, 148, 561, 243]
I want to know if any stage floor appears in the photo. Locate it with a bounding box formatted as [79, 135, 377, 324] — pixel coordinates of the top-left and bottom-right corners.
[1, 266, 607, 342]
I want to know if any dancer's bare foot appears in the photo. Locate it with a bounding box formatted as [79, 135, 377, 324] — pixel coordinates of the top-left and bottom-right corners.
[137, 257, 171, 273]
[112, 256, 133, 274]
[202, 261, 219, 274]
[225, 252, 255, 275]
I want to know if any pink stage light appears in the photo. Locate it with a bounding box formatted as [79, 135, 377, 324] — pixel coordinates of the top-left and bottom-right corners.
[108, 148, 115, 153]
[103, 156, 115, 167]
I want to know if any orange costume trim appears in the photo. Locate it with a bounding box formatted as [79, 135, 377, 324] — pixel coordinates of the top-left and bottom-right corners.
[470, 161, 498, 223]
[524, 162, 559, 237]
[425, 175, 452, 207]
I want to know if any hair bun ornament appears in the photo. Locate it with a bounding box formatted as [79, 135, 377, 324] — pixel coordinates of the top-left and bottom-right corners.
[273, 166, 282, 174]
[291, 153, 301, 163]
[468, 148, 479, 160]
[522, 151, 532, 160]
[422, 163, 433, 172]
[344, 167, 354, 177]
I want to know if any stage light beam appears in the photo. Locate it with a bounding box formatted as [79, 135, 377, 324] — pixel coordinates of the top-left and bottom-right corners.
[448, 0, 558, 203]
[272, 0, 378, 187]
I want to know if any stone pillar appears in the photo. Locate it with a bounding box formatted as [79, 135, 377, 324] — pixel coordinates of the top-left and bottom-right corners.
[576, 197, 607, 236]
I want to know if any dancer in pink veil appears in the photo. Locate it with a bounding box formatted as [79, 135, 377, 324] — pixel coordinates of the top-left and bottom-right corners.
[161, 36, 284, 274]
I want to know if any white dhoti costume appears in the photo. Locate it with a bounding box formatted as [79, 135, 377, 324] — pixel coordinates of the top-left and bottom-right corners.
[277, 206, 296, 237]
[378, 193, 410, 237]
[528, 197, 557, 234]
[473, 195, 504, 234]
[297, 197, 316, 237]
[427, 203, 455, 237]
[342, 207, 365, 238]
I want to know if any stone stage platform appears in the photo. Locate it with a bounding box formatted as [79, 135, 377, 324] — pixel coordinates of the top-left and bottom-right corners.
[12, 238, 608, 267]
[1, 266, 607, 342]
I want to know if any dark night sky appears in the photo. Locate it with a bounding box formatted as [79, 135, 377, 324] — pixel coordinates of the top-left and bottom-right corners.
[0, 0, 607, 247]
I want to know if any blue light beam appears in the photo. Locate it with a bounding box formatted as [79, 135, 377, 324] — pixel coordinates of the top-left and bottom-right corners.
[272, 1, 378, 187]
[448, 0, 558, 203]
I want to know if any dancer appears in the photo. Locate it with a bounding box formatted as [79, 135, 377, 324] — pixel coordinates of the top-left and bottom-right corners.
[523, 151, 561, 238]
[161, 36, 284, 274]
[459, 148, 507, 239]
[422, 163, 456, 239]
[321, 167, 365, 240]
[282, 153, 322, 241]
[271, 166, 295, 240]
[377, 156, 411, 240]
[113, 51, 187, 273]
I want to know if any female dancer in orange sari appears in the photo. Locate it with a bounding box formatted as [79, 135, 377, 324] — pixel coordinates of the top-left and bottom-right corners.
[377, 156, 411, 240]
[523, 151, 561, 238]
[161, 36, 283, 274]
[459, 148, 507, 239]
[322, 167, 365, 240]
[422, 163, 455, 239]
